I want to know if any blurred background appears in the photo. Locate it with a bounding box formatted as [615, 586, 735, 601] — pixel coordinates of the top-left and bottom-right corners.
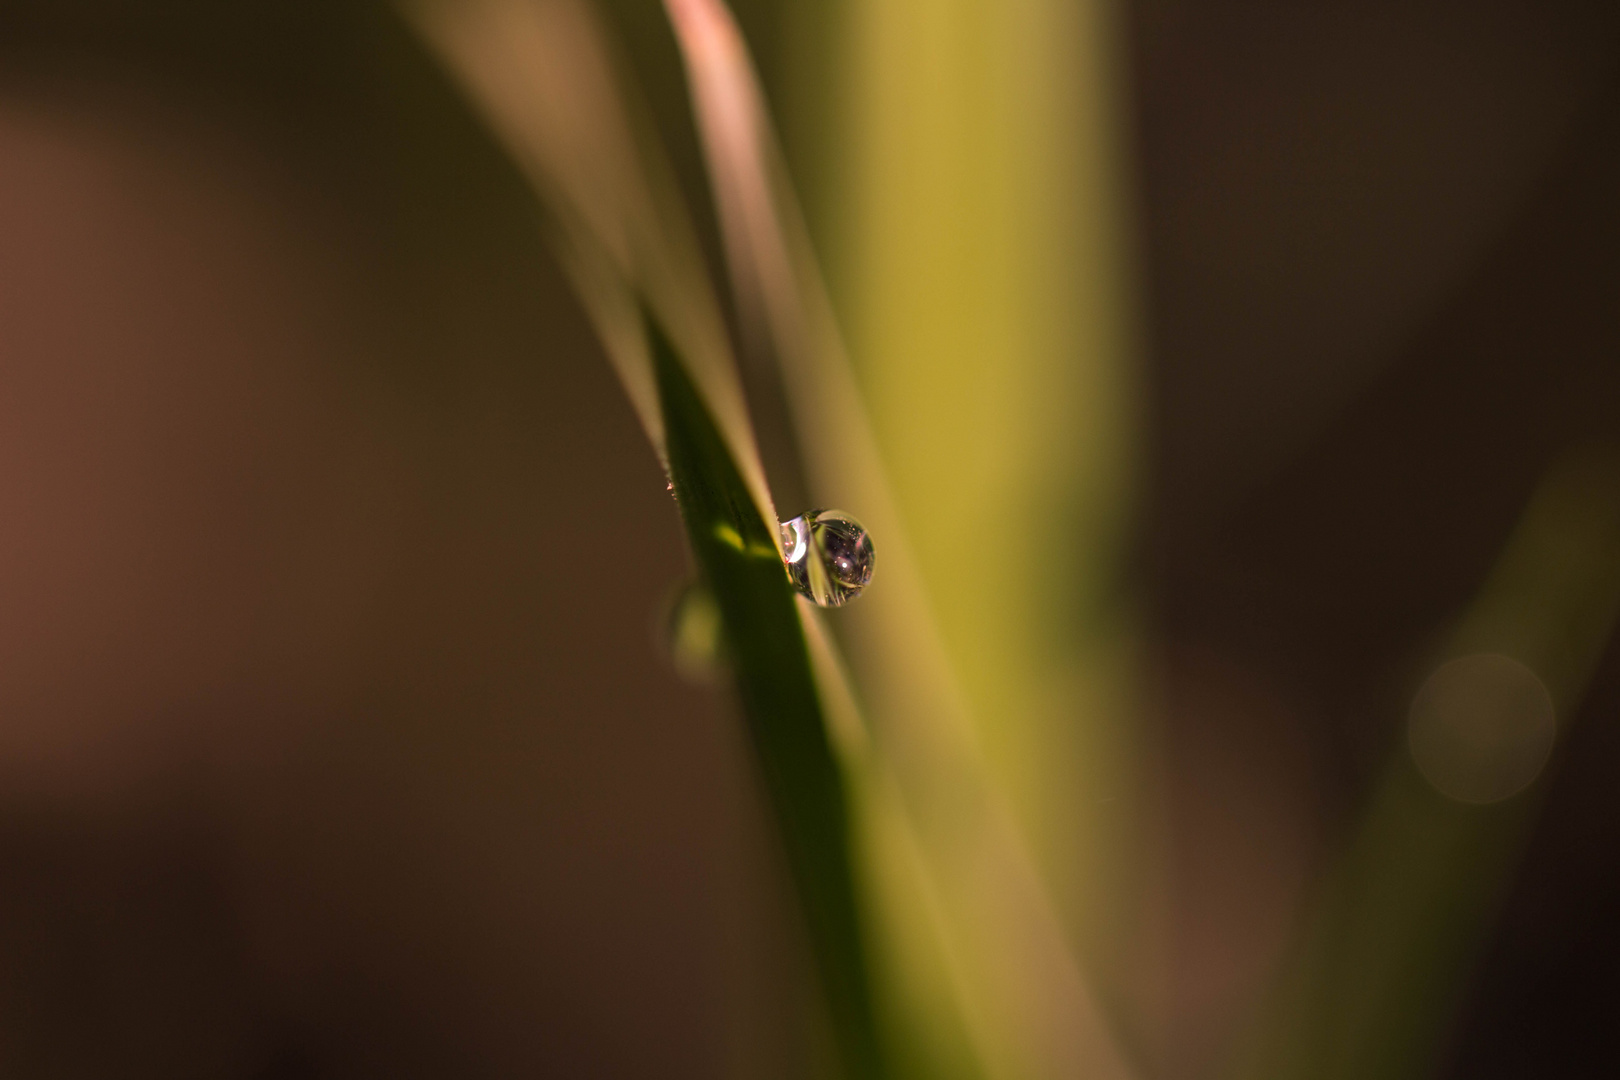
[2, 0, 1620, 1076]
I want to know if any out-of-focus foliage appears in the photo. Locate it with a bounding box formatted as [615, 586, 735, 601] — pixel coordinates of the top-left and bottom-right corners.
[787, 0, 1148, 1008]
[408, 1, 1620, 1078]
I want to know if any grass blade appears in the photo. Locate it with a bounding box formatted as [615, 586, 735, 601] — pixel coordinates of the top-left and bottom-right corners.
[660, 1, 1139, 1075]
[403, 3, 887, 1073]
[402, 0, 777, 528]
[652, 317, 885, 1079]
[815, 1, 1151, 1020]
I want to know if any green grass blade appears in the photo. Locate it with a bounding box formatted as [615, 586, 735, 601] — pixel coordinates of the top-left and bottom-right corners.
[659, 2, 1139, 1075]
[652, 317, 885, 1080]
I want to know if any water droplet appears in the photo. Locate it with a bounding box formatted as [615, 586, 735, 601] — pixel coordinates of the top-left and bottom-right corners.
[779, 509, 875, 607]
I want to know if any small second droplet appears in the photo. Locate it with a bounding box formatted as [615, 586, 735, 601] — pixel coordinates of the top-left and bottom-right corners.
[663, 577, 726, 682]
[780, 509, 875, 607]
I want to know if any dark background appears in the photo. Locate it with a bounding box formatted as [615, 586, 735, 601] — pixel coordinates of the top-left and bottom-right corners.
[1, 1, 1619, 1076]
[1132, 4, 1620, 1077]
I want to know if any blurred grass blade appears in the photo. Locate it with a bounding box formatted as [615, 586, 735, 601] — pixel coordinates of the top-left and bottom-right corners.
[816, 0, 1149, 1021]
[651, 318, 885, 1079]
[798, 609, 990, 1080]
[1231, 451, 1620, 1080]
[660, 1, 1138, 1076]
[405, 3, 889, 1074]
[402, 0, 777, 532]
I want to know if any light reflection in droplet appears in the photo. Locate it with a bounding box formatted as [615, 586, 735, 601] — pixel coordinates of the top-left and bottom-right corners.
[1407, 653, 1555, 805]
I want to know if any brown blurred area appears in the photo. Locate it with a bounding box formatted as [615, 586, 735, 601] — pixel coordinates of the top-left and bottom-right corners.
[0, 4, 757, 1076]
[3, 1, 1620, 1078]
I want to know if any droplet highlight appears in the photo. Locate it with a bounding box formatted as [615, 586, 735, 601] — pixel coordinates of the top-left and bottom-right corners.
[780, 509, 875, 607]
